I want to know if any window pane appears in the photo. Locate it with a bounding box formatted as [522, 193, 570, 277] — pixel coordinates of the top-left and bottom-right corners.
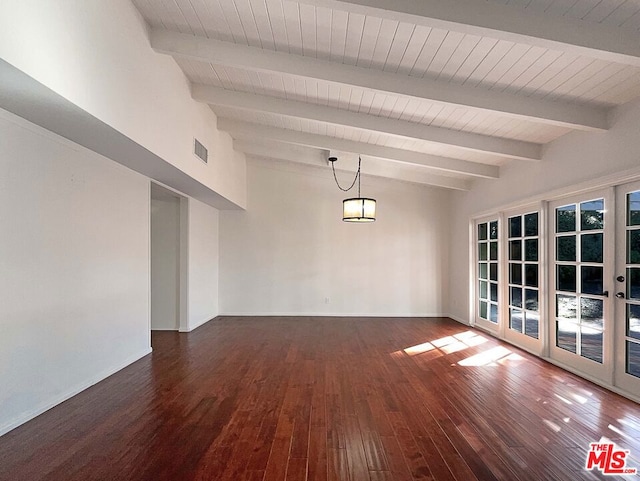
[627, 341, 640, 378]
[628, 304, 640, 340]
[479, 243, 488, 261]
[557, 265, 576, 292]
[525, 213, 538, 236]
[581, 266, 603, 295]
[525, 239, 538, 262]
[581, 327, 603, 363]
[478, 222, 488, 240]
[628, 268, 640, 300]
[556, 205, 576, 233]
[509, 240, 522, 261]
[525, 312, 539, 339]
[479, 263, 488, 280]
[489, 221, 498, 239]
[490, 263, 498, 282]
[628, 230, 640, 265]
[525, 264, 538, 288]
[557, 294, 577, 320]
[489, 241, 498, 260]
[510, 263, 522, 285]
[509, 216, 522, 238]
[581, 199, 604, 230]
[489, 304, 498, 323]
[479, 281, 488, 299]
[479, 301, 488, 319]
[581, 233, 603, 263]
[510, 287, 522, 308]
[525, 289, 538, 311]
[557, 321, 577, 353]
[628, 192, 640, 227]
[556, 236, 576, 261]
[581, 298, 603, 330]
[510, 309, 523, 332]
[490, 283, 498, 302]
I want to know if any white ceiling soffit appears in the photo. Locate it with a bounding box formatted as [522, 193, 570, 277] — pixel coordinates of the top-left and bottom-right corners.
[134, 0, 640, 190]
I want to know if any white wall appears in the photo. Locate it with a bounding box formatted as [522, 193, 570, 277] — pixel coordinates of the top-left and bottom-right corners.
[151, 191, 180, 331]
[448, 99, 640, 322]
[0, 109, 151, 435]
[187, 198, 219, 330]
[220, 159, 451, 316]
[0, 0, 247, 208]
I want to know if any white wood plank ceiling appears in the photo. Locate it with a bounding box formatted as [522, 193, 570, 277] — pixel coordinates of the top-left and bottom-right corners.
[133, 0, 640, 190]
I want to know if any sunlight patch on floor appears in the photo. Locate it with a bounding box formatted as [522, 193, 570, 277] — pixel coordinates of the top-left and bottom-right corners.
[400, 331, 488, 358]
[570, 393, 588, 404]
[457, 346, 513, 366]
[402, 341, 436, 356]
[497, 352, 525, 365]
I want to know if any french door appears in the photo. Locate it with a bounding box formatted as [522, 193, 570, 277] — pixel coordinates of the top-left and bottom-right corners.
[549, 189, 613, 383]
[614, 180, 640, 397]
[503, 207, 543, 355]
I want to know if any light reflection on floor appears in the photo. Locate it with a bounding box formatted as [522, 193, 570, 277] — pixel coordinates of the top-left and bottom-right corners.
[395, 331, 533, 367]
[554, 393, 573, 405]
[390, 327, 640, 465]
[543, 419, 562, 433]
[458, 346, 524, 367]
[398, 331, 489, 359]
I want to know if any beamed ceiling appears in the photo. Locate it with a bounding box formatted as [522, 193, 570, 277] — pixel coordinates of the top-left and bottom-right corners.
[133, 0, 640, 190]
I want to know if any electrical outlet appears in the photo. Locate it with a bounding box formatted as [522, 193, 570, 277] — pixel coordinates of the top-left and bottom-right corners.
[324, 297, 330, 304]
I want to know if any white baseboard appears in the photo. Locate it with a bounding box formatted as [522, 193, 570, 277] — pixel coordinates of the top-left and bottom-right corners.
[218, 312, 449, 318]
[180, 314, 217, 332]
[0, 347, 152, 437]
[446, 314, 471, 325]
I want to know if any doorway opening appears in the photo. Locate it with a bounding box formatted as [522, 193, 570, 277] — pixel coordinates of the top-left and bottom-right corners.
[150, 183, 188, 338]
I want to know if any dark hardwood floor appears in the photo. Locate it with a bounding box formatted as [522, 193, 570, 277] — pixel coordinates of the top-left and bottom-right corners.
[1, 317, 640, 480]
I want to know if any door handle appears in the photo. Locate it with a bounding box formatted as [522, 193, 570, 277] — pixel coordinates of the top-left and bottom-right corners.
[617, 275, 625, 282]
[616, 292, 626, 299]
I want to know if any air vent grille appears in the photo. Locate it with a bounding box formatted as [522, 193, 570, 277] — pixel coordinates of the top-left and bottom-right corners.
[194, 138, 208, 164]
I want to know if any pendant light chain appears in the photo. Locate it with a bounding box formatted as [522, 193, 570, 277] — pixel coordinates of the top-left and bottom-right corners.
[331, 156, 362, 193]
[357, 156, 361, 198]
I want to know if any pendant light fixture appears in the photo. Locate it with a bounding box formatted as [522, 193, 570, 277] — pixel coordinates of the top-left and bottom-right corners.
[328, 155, 376, 222]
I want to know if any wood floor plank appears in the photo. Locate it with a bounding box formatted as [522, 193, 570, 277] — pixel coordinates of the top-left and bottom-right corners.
[1, 317, 640, 481]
